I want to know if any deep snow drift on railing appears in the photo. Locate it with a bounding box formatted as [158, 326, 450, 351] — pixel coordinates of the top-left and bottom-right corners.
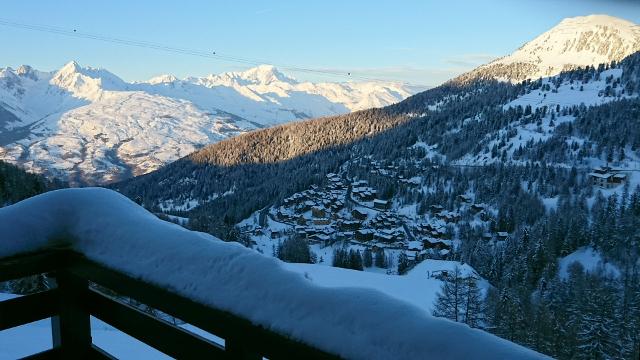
[0, 188, 546, 360]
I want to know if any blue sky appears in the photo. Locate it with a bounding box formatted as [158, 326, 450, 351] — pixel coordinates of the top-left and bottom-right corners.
[2, 0, 640, 86]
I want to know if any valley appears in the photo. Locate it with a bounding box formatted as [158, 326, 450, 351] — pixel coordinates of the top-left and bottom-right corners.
[2, 11, 640, 360]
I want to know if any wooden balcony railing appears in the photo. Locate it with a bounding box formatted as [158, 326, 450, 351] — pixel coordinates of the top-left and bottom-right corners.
[0, 250, 341, 359]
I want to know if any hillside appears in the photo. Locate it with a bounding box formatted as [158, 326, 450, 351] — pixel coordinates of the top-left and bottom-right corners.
[0, 160, 58, 206]
[0, 62, 415, 184]
[114, 15, 640, 359]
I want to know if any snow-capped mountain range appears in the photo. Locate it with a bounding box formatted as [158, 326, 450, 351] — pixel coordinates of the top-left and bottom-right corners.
[2, 14, 640, 185]
[455, 14, 640, 83]
[0, 62, 416, 184]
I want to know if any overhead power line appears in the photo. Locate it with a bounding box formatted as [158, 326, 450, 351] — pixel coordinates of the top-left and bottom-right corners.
[0, 18, 421, 86]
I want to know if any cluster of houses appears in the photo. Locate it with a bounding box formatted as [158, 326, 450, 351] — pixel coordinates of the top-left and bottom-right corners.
[265, 173, 420, 250]
[351, 180, 377, 202]
[257, 160, 517, 263]
[354, 156, 427, 188]
[588, 166, 628, 189]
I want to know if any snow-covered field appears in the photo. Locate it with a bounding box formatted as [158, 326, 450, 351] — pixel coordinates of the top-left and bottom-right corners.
[559, 247, 621, 279]
[285, 260, 488, 314]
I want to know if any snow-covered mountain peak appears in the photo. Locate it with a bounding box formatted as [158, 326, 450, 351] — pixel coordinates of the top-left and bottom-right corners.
[50, 61, 127, 100]
[236, 64, 297, 85]
[509, 14, 640, 66]
[556, 14, 636, 28]
[199, 65, 298, 87]
[0, 61, 415, 184]
[455, 15, 640, 83]
[15, 65, 40, 81]
[146, 74, 178, 85]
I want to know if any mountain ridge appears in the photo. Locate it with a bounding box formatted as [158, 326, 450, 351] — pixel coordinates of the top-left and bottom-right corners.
[453, 14, 640, 83]
[0, 62, 416, 184]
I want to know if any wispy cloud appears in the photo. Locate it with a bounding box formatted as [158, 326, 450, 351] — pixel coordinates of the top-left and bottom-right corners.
[295, 65, 469, 87]
[254, 8, 272, 15]
[443, 53, 499, 67]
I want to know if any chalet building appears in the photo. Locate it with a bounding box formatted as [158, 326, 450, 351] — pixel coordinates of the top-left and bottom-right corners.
[373, 199, 390, 210]
[352, 209, 368, 221]
[311, 206, 326, 218]
[457, 195, 472, 203]
[374, 232, 394, 243]
[470, 204, 485, 213]
[588, 167, 628, 189]
[336, 231, 353, 241]
[330, 201, 344, 212]
[429, 205, 444, 213]
[339, 220, 361, 231]
[351, 180, 368, 188]
[304, 227, 319, 236]
[435, 211, 461, 223]
[352, 187, 377, 201]
[294, 225, 307, 238]
[496, 232, 510, 241]
[482, 232, 493, 241]
[326, 173, 342, 184]
[300, 200, 315, 212]
[407, 241, 423, 252]
[374, 229, 404, 243]
[313, 218, 331, 226]
[271, 230, 285, 239]
[309, 234, 331, 243]
[355, 229, 375, 242]
[422, 238, 452, 250]
[431, 229, 448, 239]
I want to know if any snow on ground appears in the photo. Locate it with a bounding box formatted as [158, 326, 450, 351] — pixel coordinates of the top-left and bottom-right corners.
[559, 247, 621, 279]
[0, 188, 545, 359]
[505, 69, 629, 111]
[284, 259, 488, 315]
[542, 196, 559, 211]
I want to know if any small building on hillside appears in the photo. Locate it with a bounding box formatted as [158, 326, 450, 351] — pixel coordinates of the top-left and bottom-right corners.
[311, 206, 326, 218]
[423, 238, 452, 250]
[429, 205, 444, 213]
[352, 209, 368, 221]
[470, 204, 485, 214]
[313, 218, 331, 226]
[355, 229, 375, 242]
[588, 167, 628, 189]
[373, 199, 390, 210]
[339, 220, 361, 231]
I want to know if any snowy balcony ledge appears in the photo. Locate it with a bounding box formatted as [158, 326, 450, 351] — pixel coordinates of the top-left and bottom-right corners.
[0, 188, 546, 359]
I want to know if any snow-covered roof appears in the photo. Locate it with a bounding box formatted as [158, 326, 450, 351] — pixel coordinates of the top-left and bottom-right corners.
[0, 188, 545, 360]
[588, 172, 613, 179]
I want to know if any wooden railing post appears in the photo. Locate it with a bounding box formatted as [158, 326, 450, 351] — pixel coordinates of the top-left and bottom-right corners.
[225, 339, 262, 360]
[51, 270, 92, 358]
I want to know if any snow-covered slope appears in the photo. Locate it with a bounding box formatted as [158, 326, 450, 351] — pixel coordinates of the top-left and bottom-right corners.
[456, 15, 640, 83]
[0, 62, 415, 184]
